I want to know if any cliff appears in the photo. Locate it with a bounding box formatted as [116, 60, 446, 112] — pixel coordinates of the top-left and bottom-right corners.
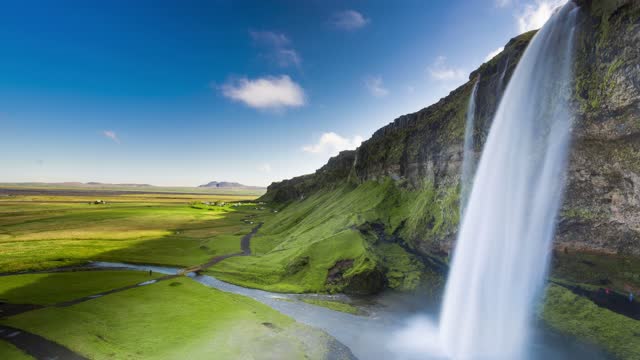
[261, 0, 640, 258]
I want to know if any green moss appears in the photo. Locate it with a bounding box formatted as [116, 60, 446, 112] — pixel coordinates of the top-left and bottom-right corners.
[373, 243, 424, 291]
[299, 298, 361, 315]
[210, 179, 452, 294]
[541, 284, 640, 360]
[551, 251, 640, 291]
[561, 207, 599, 220]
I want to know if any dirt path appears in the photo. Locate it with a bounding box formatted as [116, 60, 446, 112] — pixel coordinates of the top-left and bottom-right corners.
[199, 223, 262, 269]
[0, 325, 88, 360]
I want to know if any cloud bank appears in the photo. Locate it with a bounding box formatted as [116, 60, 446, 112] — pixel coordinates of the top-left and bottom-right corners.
[221, 75, 305, 110]
[302, 132, 363, 156]
[428, 56, 466, 81]
[517, 0, 568, 33]
[329, 10, 369, 30]
[364, 76, 389, 97]
[249, 30, 301, 68]
[102, 130, 120, 143]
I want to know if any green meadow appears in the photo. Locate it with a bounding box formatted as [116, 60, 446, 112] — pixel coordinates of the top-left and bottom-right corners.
[1, 278, 339, 360]
[0, 271, 161, 305]
[0, 189, 348, 359]
[0, 192, 266, 273]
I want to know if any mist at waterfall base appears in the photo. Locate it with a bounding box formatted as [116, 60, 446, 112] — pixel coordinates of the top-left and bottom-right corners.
[389, 3, 579, 359]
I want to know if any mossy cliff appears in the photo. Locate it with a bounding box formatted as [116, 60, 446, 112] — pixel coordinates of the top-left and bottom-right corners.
[250, 1, 640, 356]
[261, 0, 639, 279]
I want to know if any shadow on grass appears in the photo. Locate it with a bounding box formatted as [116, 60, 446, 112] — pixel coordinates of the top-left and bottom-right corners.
[1, 203, 268, 274]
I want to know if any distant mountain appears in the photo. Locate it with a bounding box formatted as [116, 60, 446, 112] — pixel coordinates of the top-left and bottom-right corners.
[198, 181, 263, 190]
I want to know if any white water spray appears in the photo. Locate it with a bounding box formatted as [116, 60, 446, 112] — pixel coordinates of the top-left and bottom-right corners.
[440, 3, 579, 359]
[460, 79, 480, 216]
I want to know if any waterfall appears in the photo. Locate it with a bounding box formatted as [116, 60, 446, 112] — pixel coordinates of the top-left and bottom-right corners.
[498, 57, 510, 95]
[439, 3, 579, 359]
[460, 79, 479, 217]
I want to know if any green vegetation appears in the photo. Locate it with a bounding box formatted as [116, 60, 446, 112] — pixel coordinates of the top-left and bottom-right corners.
[0, 183, 265, 197]
[0, 278, 339, 360]
[0, 271, 161, 305]
[0, 193, 266, 273]
[551, 251, 640, 293]
[299, 298, 361, 315]
[0, 341, 33, 360]
[541, 284, 640, 360]
[209, 179, 447, 294]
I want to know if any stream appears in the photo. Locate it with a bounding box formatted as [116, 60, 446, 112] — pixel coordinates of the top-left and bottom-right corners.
[89, 262, 611, 360]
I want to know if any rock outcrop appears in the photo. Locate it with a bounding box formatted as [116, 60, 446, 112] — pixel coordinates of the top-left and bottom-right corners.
[262, 0, 640, 258]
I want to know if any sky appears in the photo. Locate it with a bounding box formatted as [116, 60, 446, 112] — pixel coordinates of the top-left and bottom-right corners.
[0, 0, 566, 187]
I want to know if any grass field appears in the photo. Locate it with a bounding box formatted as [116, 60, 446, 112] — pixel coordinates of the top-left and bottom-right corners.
[0, 192, 268, 273]
[0, 183, 266, 196]
[0, 340, 32, 360]
[0, 277, 339, 360]
[0, 271, 161, 305]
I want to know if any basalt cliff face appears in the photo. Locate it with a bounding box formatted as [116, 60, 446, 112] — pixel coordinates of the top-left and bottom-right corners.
[263, 0, 640, 259]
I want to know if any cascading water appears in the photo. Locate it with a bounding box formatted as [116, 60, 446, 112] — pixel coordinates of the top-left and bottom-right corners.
[460, 79, 480, 216]
[439, 3, 579, 359]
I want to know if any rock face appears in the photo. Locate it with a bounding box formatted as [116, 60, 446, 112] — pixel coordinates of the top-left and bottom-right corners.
[262, 0, 640, 258]
[558, 0, 640, 255]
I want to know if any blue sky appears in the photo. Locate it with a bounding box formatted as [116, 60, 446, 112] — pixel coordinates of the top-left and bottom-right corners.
[0, 0, 565, 186]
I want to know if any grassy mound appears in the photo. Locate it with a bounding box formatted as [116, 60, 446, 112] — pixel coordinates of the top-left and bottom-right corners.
[541, 284, 640, 360]
[0, 278, 345, 360]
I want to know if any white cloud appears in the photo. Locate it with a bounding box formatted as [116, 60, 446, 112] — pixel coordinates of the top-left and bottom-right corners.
[484, 46, 505, 62]
[258, 163, 272, 173]
[428, 56, 466, 81]
[302, 132, 363, 156]
[102, 130, 120, 143]
[517, 0, 567, 33]
[364, 76, 389, 97]
[496, 0, 512, 7]
[221, 75, 305, 110]
[249, 30, 301, 67]
[249, 30, 289, 48]
[329, 10, 369, 30]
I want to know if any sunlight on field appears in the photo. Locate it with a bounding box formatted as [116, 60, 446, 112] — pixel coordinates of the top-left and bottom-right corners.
[0, 191, 269, 273]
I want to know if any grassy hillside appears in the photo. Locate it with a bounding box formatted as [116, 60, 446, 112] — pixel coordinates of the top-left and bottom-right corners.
[209, 179, 450, 294]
